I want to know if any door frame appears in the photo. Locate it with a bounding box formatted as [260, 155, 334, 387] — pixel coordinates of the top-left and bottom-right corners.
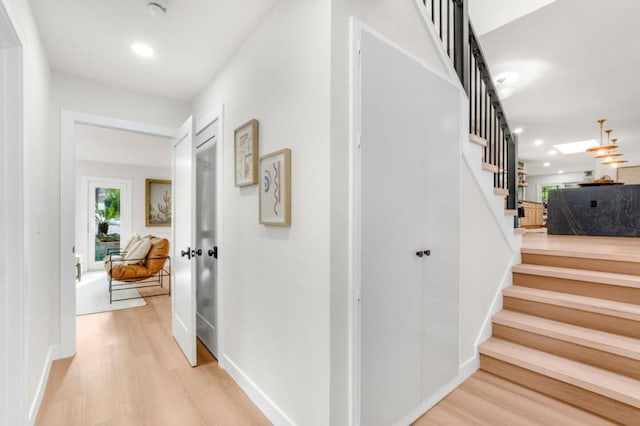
[0, 3, 25, 424]
[82, 176, 133, 271]
[59, 111, 178, 358]
[194, 108, 224, 362]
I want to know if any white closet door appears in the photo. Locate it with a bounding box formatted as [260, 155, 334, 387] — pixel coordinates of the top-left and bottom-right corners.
[172, 116, 197, 366]
[360, 31, 426, 426]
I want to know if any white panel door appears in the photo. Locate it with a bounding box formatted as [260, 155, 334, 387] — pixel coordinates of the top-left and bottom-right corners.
[359, 31, 426, 426]
[195, 121, 219, 359]
[172, 116, 197, 366]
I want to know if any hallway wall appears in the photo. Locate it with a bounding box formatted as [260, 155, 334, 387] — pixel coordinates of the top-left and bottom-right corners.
[192, 0, 331, 423]
[0, 0, 54, 422]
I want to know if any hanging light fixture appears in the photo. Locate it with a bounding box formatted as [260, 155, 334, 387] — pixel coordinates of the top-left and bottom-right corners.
[586, 119, 619, 152]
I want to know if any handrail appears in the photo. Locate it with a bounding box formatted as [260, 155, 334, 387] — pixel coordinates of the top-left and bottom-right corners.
[418, 0, 518, 213]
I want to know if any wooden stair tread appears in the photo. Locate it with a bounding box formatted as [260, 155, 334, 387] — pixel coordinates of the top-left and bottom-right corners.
[494, 187, 509, 196]
[504, 209, 518, 216]
[521, 246, 640, 264]
[482, 162, 499, 173]
[469, 133, 487, 146]
[513, 228, 525, 235]
[513, 263, 640, 289]
[480, 338, 640, 408]
[493, 310, 640, 361]
[503, 286, 640, 321]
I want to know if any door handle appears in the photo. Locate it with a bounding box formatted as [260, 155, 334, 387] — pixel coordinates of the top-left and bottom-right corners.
[416, 251, 424, 258]
[191, 248, 202, 257]
[181, 247, 192, 259]
[416, 249, 431, 258]
[207, 246, 218, 259]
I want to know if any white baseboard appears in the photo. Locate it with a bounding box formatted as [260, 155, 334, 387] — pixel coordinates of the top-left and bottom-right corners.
[395, 356, 479, 426]
[222, 355, 295, 425]
[28, 345, 59, 425]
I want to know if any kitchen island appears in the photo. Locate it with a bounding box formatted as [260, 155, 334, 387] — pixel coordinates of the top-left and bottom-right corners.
[547, 184, 640, 236]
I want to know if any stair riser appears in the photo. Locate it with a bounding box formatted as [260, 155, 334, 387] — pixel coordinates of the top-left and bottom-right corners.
[522, 253, 640, 276]
[513, 273, 640, 304]
[480, 355, 640, 424]
[493, 323, 640, 381]
[503, 297, 640, 339]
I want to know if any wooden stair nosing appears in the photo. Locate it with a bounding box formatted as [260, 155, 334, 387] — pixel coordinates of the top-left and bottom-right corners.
[513, 228, 525, 235]
[469, 133, 487, 147]
[480, 338, 640, 408]
[502, 286, 640, 322]
[480, 354, 639, 425]
[504, 209, 518, 216]
[493, 310, 640, 361]
[493, 187, 509, 196]
[481, 162, 499, 173]
[513, 264, 640, 289]
[521, 248, 640, 266]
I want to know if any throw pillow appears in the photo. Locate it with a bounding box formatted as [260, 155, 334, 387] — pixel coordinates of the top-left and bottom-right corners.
[123, 238, 152, 265]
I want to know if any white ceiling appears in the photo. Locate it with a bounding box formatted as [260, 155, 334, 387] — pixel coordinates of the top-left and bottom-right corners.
[478, 0, 640, 176]
[29, 0, 280, 100]
[469, 0, 557, 35]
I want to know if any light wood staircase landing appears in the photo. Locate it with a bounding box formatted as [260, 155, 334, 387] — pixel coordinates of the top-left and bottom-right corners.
[480, 240, 640, 424]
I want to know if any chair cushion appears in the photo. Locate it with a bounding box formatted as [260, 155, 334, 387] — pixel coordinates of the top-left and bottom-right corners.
[145, 238, 169, 274]
[123, 238, 152, 265]
[110, 263, 152, 281]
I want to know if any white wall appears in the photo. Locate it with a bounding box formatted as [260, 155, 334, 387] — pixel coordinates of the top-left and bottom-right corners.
[526, 171, 585, 202]
[75, 160, 172, 269]
[191, 0, 331, 424]
[329, 1, 453, 423]
[0, 0, 55, 423]
[459, 164, 516, 362]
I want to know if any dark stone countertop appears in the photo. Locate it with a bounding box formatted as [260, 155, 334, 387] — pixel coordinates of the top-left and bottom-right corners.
[547, 184, 640, 236]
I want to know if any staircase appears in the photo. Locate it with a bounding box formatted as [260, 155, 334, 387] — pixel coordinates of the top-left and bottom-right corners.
[479, 243, 640, 424]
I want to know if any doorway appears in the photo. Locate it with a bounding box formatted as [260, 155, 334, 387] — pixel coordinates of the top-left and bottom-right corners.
[59, 112, 178, 357]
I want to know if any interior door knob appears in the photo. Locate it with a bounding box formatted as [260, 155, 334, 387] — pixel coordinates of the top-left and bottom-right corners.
[416, 251, 424, 257]
[207, 246, 218, 259]
[192, 248, 202, 257]
[181, 247, 192, 259]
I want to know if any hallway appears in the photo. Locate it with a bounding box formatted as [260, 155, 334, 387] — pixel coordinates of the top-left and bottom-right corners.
[36, 295, 269, 425]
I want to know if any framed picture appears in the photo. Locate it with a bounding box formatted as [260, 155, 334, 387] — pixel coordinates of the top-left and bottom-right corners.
[259, 149, 291, 226]
[145, 179, 172, 227]
[234, 119, 259, 187]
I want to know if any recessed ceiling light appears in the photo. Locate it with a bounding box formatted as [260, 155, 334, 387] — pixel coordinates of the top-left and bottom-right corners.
[513, 128, 523, 134]
[553, 139, 598, 154]
[548, 150, 557, 155]
[534, 140, 543, 146]
[558, 170, 564, 174]
[131, 43, 154, 58]
[543, 162, 550, 167]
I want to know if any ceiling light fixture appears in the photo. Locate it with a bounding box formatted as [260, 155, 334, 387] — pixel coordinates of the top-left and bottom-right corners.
[146, 1, 167, 16]
[131, 42, 155, 58]
[548, 150, 557, 155]
[494, 72, 519, 86]
[558, 170, 564, 174]
[586, 119, 619, 152]
[513, 128, 523, 134]
[534, 139, 543, 146]
[543, 162, 550, 167]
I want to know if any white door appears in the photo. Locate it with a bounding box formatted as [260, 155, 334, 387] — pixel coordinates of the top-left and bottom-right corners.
[356, 29, 461, 425]
[359, 31, 426, 426]
[86, 178, 131, 271]
[172, 116, 197, 366]
[195, 122, 219, 358]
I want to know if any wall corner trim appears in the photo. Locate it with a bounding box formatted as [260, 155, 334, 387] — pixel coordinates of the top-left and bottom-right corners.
[222, 355, 295, 426]
[28, 345, 60, 425]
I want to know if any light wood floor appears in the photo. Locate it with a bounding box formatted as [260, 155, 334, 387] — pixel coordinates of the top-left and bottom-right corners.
[413, 371, 615, 425]
[35, 294, 270, 426]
